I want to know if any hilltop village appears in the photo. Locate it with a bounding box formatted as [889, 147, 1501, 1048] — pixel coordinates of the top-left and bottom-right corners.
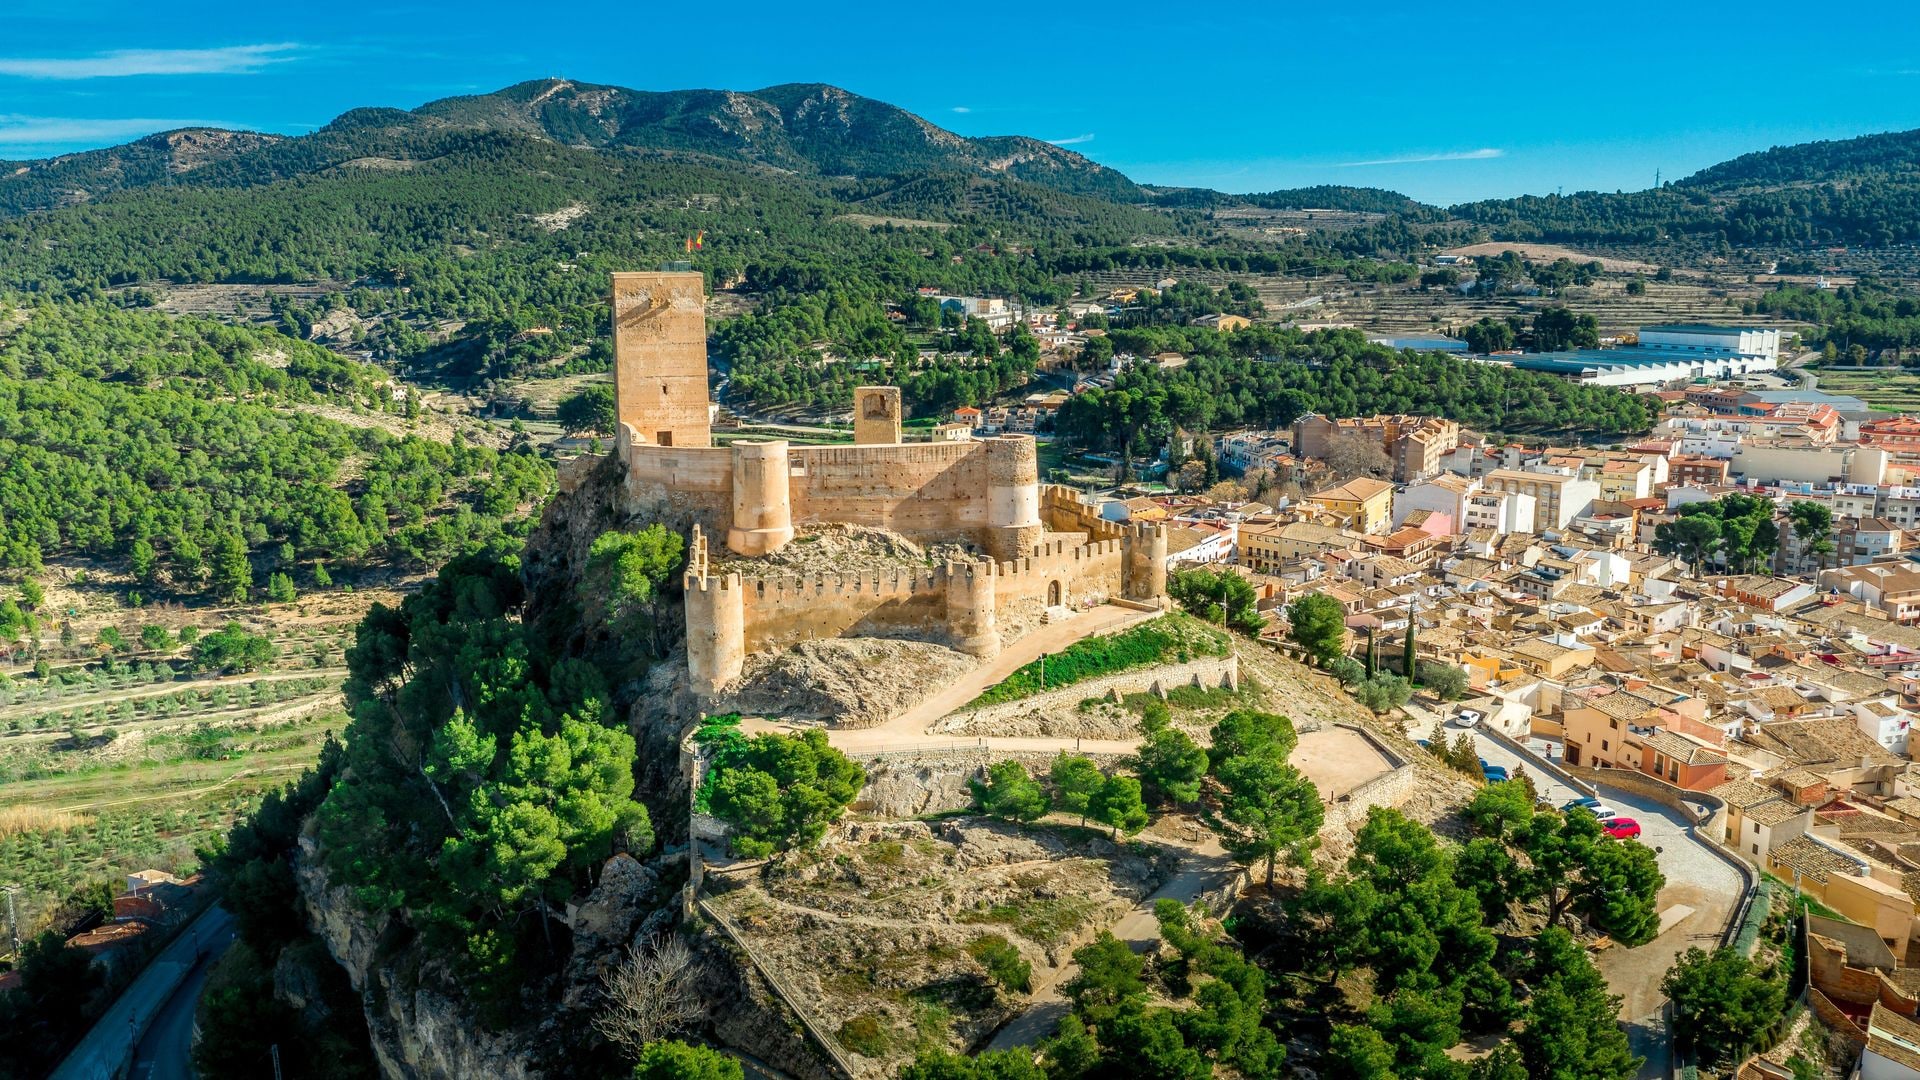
[522, 270, 1920, 1080]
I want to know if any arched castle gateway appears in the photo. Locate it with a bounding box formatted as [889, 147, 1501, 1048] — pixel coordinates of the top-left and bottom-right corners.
[608, 271, 1168, 699]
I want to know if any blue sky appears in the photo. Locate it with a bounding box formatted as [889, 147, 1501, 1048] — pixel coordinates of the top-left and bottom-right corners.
[3, 0, 1917, 205]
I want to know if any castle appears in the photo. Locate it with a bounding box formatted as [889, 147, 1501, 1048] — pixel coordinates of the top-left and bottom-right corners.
[606, 271, 1169, 700]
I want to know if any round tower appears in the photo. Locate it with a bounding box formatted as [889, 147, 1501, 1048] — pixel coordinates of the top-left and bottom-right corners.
[945, 561, 1001, 658]
[983, 433, 1044, 562]
[1124, 523, 1169, 604]
[727, 439, 795, 556]
[684, 572, 745, 699]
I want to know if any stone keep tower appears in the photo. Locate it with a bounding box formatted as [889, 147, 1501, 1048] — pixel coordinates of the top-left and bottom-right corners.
[612, 270, 711, 448]
[853, 386, 903, 445]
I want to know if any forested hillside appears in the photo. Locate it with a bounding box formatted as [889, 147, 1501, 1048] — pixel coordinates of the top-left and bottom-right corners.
[0, 300, 550, 596]
[1448, 127, 1920, 249]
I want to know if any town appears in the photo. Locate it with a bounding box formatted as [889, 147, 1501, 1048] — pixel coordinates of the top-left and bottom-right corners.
[6, 24, 1920, 1080]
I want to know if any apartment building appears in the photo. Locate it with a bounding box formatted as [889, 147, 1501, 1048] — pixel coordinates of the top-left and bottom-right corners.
[1482, 468, 1600, 532]
[1309, 477, 1395, 535]
[1292, 413, 1460, 483]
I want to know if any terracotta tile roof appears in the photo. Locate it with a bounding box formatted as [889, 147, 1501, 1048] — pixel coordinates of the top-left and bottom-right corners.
[1769, 836, 1858, 885]
[1710, 778, 1781, 809]
[1313, 477, 1394, 503]
[1745, 799, 1806, 827]
[1641, 729, 1727, 766]
[1587, 691, 1656, 722]
[1868, 1003, 1920, 1072]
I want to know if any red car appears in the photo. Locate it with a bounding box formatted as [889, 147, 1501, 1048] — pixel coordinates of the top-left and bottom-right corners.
[1602, 817, 1641, 840]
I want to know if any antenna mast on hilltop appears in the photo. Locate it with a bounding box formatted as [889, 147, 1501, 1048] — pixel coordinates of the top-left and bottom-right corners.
[1655, 168, 1662, 189]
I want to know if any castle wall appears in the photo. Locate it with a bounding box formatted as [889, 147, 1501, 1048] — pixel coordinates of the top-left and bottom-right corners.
[620, 425, 733, 530]
[736, 569, 951, 655]
[992, 536, 1125, 610]
[787, 441, 990, 542]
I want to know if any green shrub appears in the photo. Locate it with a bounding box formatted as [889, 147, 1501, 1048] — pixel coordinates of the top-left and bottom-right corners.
[838, 1013, 891, 1057]
[967, 934, 1032, 993]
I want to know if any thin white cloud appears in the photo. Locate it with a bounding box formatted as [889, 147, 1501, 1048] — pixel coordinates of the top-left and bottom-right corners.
[1339, 147, 1505, 167]
[0, 44, 299, 80]
[1047, 133, 1095, 146]
[0, 115, 239, 146]
[950, 106, 971, 114]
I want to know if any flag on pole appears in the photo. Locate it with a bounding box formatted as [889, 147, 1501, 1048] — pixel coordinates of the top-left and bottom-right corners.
[695, 231, 705, 249]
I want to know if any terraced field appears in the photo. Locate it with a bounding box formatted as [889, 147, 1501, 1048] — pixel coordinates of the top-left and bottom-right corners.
[0, 616, 362, 942]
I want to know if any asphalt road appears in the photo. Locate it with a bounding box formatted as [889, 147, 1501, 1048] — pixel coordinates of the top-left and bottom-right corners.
[1468, 731, 1741, 1080]
[50, 905, 235, 1080]
[129, 914, 234, 1080]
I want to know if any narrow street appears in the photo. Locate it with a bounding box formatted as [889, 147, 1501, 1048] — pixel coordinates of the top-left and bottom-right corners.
[129, 921, 232, 1080]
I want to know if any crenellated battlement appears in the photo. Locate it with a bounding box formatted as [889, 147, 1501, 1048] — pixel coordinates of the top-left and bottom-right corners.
[609, 272, 1162, 701]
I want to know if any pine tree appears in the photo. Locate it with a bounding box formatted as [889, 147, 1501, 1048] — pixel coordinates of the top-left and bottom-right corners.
[1403, 609, 1417, 683]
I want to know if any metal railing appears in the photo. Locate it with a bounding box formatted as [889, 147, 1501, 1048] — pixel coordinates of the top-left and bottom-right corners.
[698, 896, 858, 1080]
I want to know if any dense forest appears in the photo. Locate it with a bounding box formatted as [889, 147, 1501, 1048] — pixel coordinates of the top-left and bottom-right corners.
[1750, 280, 1920, 353]
[0, 300, 550, 596]
[1054, 325, 1656, 461]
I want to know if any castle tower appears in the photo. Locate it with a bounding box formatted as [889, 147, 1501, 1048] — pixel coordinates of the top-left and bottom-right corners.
[982, 434, 1044, 563]
[1123, 522, 1169, 604]
[684, 571, 745, 699]
[945, 561, 1001, 658]
[852, 386, 902, 445]
[611, 271, 712, 448]
[726, 439, 795, 556]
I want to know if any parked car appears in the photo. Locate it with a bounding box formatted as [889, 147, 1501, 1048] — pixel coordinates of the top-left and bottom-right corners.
[1452, 709, 1485, 728]
[1602, 817, 1642, 840]
[1562, 796, 1602, 812]
[1572, 804, 1620, 822]
[1479, 759, 1510, 782]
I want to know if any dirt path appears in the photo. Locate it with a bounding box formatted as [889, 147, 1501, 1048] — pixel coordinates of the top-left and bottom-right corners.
[55, 763, 313, 812]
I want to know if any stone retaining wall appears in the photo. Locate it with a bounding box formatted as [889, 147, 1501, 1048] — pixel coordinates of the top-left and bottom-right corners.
[1320, 723, 1416, 833]
[1562, 764, 1724, 826]
[1324, 764, 1416, 833]
[930, 655, 1239, 736]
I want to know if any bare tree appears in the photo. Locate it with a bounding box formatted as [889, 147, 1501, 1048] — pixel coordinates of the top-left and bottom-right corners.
[594, 932, 702, 1058]
[1321, 433, 1391, 483]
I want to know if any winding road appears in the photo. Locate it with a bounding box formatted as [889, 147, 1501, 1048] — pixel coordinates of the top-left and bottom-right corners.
[50, 905, 235, 1080]
[1468, 731, 1742, 1080]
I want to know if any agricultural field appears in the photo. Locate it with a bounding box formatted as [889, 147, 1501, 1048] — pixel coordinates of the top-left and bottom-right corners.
[1803, 367, 1920, 412]
[0, 594, 370, 945]
[1281, 274, 1799, 339]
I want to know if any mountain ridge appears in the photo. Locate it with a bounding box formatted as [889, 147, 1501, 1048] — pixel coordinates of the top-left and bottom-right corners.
[4, 78, 1918, 247]
[0, 77, 1148, 214]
